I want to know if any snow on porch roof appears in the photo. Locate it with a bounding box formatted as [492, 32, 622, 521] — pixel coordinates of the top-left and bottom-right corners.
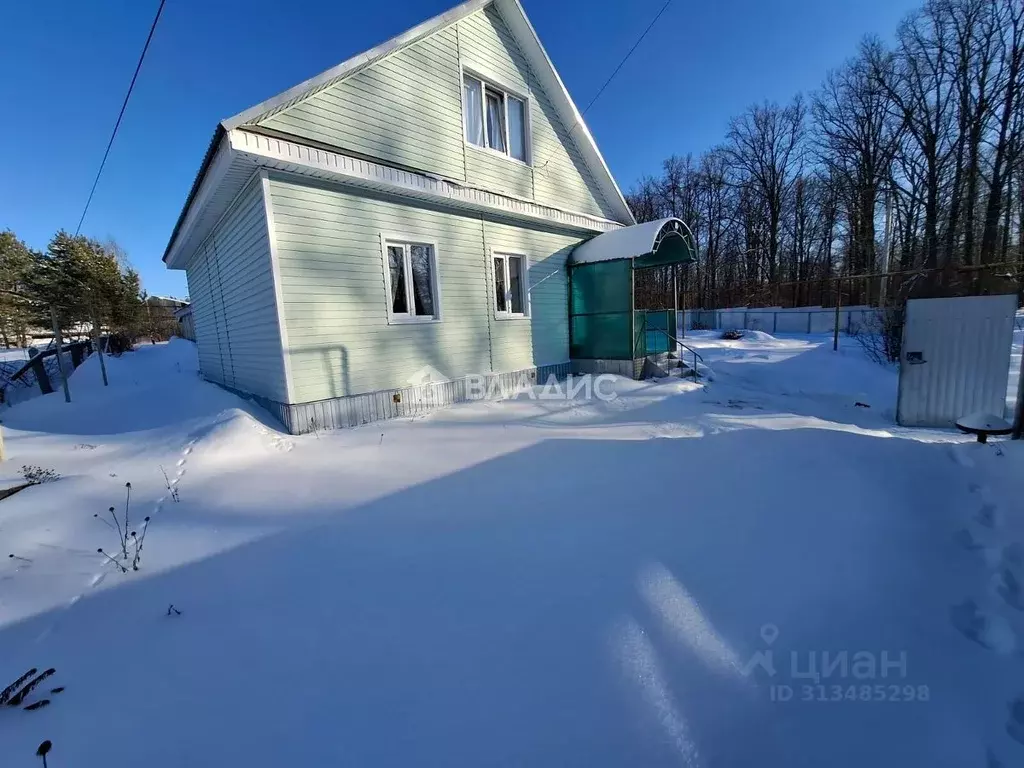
[570, 218, 696, 268]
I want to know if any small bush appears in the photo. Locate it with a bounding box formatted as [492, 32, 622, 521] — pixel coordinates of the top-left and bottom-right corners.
[104, 332, 136, 356]
[94, 483, 151, 572]
[851, 307, 904, 365]
[720, 329, 745, 340]
[21, 466, 60, 485]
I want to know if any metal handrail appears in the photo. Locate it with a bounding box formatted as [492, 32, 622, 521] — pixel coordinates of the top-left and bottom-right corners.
[650, 327, 704, 382]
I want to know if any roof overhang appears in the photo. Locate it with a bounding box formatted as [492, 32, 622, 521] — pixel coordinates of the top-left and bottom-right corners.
[570, 218, 697, 269]
[163, 129, 623, 270]
[163, 0, 637, 268]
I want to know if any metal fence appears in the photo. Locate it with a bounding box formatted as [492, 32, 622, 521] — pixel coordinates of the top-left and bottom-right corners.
[681, 306, 883, 335]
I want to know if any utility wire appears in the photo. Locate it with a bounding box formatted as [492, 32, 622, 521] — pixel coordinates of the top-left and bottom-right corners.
[537, 0, 673, 171]
[75, 0, 167, 235]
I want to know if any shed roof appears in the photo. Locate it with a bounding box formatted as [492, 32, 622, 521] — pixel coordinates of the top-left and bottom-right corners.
[571, 218, 696, 267]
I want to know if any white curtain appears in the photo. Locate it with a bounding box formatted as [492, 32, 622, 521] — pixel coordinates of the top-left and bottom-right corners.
[463, 76, 484, 146]
[410, 245, 435, 316]
[387, 246, 407, 314]
[485, 90, 506, 153]
[508, 96, 526, 161]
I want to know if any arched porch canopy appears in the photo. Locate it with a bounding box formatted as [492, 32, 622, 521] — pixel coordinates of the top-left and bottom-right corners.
[571, 217, 696, 269]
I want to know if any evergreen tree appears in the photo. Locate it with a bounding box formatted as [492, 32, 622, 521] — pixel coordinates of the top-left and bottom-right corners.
[0, 231, 36, 347]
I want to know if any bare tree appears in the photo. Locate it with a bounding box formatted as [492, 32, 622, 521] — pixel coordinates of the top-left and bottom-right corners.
[725, 98, 807, 281]
[814, 42, 898, 275]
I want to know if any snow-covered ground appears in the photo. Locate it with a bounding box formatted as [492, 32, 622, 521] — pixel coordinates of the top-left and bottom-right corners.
[1, 333, 1024, 766]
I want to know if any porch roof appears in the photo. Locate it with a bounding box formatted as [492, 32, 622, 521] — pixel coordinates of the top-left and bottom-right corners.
[571, 217, 696, 268]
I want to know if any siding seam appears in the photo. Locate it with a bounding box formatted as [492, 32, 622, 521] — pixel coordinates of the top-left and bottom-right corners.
[204, 245, 227, 382]
[480, 212, 495, 374]
[456, 23, 468, 183]
[261, 170, 297, 404]
[209, 235, 237, 386]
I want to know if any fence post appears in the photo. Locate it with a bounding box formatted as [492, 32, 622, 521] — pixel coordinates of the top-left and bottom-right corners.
[29, 353, 53, 395]
[92, 315, 109, 387]
[833, 280, 842, 352]
[807, 312, 812, 334]
[50, 307, 71, 403]
[773, 312, 778, 334]
[1013, 338, 1024, 439]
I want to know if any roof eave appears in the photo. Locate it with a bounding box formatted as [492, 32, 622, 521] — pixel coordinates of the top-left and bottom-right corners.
[164, 0, 638, 266]
[495, 0, 635, 226]
[222, 0, 491, 131]
[162, 125, 226, 265]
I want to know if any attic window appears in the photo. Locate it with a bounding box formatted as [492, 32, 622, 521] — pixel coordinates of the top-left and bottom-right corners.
[463, 74, 528, 162]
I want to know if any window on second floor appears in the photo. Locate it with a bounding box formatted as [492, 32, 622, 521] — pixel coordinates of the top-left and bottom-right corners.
[463, 73, 528, 163]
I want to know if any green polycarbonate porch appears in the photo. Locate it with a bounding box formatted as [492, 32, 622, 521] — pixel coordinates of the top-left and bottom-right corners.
[568, 219, 696, 363]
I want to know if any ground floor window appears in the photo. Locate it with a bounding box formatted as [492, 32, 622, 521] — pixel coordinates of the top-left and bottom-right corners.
[493, 253, 527, 317]
[383, 239, 439, 322]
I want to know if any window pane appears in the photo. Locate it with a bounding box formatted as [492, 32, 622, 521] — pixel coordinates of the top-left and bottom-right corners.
[508, 96, 526, 161]
[463, 76, 484, 147]
[508, 256, 524, 314]
[388, 245, 408, 314]
[409, 245, 435, 316]
[485, 88, 506, 153]
[493, 257, 507, 312]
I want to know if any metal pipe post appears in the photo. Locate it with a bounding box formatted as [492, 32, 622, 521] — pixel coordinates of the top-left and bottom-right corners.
[50, 307, 71, 403]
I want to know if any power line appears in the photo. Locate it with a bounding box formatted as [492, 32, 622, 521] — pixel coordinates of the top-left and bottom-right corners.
[579, 0, 672, 117]
[538, 0, 673, 171]
[75, 0, 167, 236]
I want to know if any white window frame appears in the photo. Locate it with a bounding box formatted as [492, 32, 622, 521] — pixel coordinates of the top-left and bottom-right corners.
[379, 234, 442, 325]
[462, 68, 531, 165]
[492, 252, 530, 320]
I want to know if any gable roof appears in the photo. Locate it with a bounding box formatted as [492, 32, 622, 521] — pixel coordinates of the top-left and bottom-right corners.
[164, 0, 634, 264]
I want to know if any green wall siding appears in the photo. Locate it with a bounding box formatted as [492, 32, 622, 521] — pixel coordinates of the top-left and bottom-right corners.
[255, 5, 617, 221]
[184, 178, 289, 403]
[260, 28, 467, 182]
[267, 174, 580, 404]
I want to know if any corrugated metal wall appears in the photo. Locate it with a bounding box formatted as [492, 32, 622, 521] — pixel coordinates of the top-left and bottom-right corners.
[896, 295, 1018, 428]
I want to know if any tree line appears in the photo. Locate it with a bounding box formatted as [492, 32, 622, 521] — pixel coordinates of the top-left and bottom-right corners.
[0, 230, 151, 348]
[628, 0, 1024, 309]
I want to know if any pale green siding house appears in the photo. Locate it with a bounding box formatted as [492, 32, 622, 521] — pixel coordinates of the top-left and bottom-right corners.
[163, 0, 683, 434]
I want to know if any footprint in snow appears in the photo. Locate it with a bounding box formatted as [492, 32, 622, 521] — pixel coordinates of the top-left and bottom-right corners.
[996, 568, 1024, 611]
[975, 503, 999, 528]
[994, 544, 1024, 611]
[1007, 697, 1024, 746]
[956, 528, 985, 551]
[950, 599, 1017, 654]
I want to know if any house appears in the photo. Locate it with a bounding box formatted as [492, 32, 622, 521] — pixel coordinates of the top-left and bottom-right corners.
[163, 0, 694, 434]
[173, 304, 195, 342]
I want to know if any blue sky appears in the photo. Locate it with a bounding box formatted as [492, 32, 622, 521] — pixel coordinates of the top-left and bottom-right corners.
[0, 0, 919, 298]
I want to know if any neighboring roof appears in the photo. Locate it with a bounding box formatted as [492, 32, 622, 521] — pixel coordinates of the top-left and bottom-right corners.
[571, 218, 697, 267]
[163, 0, 634, 264]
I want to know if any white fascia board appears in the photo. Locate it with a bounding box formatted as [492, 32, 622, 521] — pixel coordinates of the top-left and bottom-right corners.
[164, 135, 233, 270]
[495, 0, 635, 226]
[230, 129, 621, 235]
[222, 0, 491, 130]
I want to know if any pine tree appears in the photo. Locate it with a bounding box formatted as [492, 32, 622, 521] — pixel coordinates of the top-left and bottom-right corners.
[0, 231, 37, 347]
